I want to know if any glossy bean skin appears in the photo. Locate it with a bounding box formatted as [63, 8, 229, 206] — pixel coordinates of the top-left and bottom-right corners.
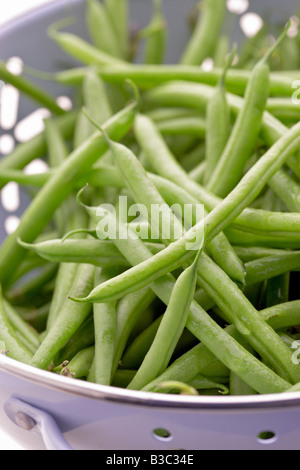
[31, 263, 96, 370]
[93, 269, 118, 385]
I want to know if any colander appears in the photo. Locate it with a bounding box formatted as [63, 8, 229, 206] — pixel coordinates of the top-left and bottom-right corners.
[1, 0, 300, 451]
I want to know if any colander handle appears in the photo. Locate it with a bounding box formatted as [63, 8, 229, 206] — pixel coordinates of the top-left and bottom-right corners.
[4, 396, 73, 451]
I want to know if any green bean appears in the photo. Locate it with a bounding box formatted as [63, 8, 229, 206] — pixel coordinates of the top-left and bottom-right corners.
[127, 245, 204, 390]
[0, 287, 33, 364]
[76, 143, 300, 383]
[73, 198, 292, 392]
[121, 316, 198, 371]
[0, 101, 136, 286]
[3, 300, 41, 353]
[88, 164, 300, 243]
[245, 253, 300, 286]
[156, 116, 206, 138]
[195, 254, 300, 383]
[19, 238, 163, 267]
[56, 316, 95, 364]
[134, 114, 245, 284]
[153, 381, 199, 395]
[143, 80, 290, 149]
[121, 316, 162, 370]
[142, 326, 288, 394]
[233, 246, 297, 263]
[86, 0, 124, 59]
[104, 0, 129, 59]
[144, 0, 166, 65]
[180, 0, 226, 66]
[146, 107, 201, 123]
[267, 98, 300, 121]
[188, 376, 229, 395]
[225, 226, 300, 250]
[44, 118, 70, 236]
[48, 27, 127, 68]
[61, 346, 95, 379]
[207, 28, 289, 197]
[0, 61, 65, 115]
[55, 65, 295, 97]
[230, 371, 257, 396]
[112, 288, 156, 376]
[74, 68, 113, 148]
[213, 35, 230, 68]
[31, 263, 96, 370]
[92, 268, 118, 385]
[268, 168, 300, 213]
[46, 205, 89, 332]
[112, 369, 136, 388]
[204, 48, 234, 185]
[74, 117, 300, 300]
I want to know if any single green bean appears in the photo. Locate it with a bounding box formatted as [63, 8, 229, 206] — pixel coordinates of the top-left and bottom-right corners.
[144, 0, 166, 65]
[19, 238, 162, 267]
[62, 346, 95, 379]
[86, 0, 124, 59]
[104, 0, 129, 59]
[204, 48, 233, 185]
[92, 268, 117, 385]
[31, 263, 96, 370]
[180, 0, 226, 65]
[55, 65, 295, 97]
[268, 168, 300, 213]
[245, 254, 300, 286]
[233, 246, 297, 263]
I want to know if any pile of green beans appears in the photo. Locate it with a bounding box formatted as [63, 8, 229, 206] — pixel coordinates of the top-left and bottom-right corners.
[1, 0, 300, 397]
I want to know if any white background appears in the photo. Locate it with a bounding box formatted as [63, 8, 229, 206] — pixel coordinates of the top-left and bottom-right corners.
[0, 0, 54, 450]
